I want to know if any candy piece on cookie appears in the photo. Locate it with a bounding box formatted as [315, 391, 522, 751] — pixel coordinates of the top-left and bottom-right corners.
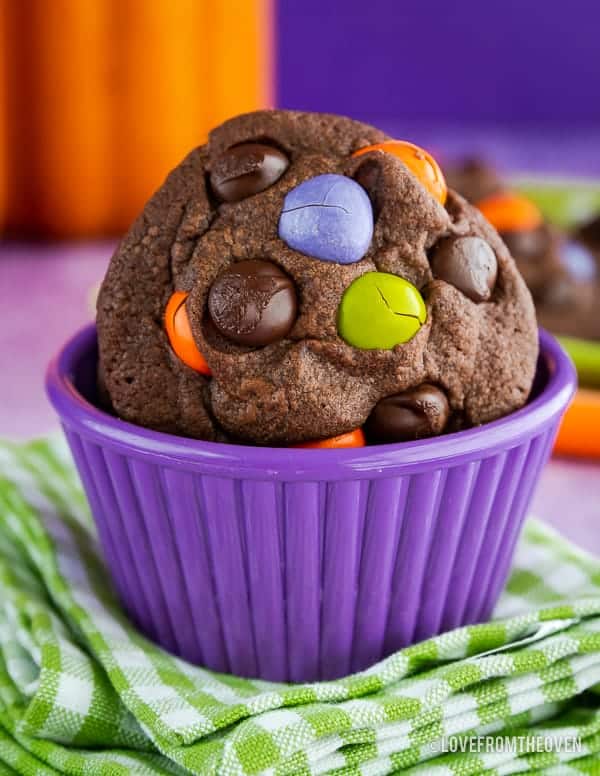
[208, 260, 297, 346]
[431, 236, 497, 302]
[278, 173, 373, 264]
[338, 271, 426, 350]
[165, 291, 212, 375]
[210, 143, 289, 202]
[366, 385, 450, 443]
[353, 140, 447, 205]
[293, 429, 366, 449]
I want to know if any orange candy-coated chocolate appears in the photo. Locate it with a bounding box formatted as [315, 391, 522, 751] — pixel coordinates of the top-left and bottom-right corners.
[164, 291, 212, 376]
[554, 388, 600, 459]
[477, 192, 543, 233]
[353, 140, 447, 205]
[294, 428, 366, 449]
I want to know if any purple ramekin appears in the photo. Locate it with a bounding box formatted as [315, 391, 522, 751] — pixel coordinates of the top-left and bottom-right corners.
[46, 325, 575, 682]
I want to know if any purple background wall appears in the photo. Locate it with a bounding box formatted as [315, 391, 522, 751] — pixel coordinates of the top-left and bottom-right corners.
[276, 0, 600, 126]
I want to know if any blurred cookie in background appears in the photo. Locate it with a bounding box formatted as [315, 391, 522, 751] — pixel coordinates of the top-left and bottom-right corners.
[445, 158, 599, 341]
[445, 157, 503, 205]
[535, 238, 599, 340]
[478, 191, 599, 341]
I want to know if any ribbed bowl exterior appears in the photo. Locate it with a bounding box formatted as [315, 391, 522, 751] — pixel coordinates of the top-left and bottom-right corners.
[47, 326, 575, 682]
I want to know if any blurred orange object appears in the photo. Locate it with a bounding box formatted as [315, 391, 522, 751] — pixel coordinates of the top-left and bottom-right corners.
[353, 140, 447, 205]
[554, 388, 600, 459]
[210, 0, 273, 132]
[0, 0, 273, 238]
[111, 0, 210, 233]
[29, 1, 114, 237]
[477, 192, 543, 233]
[294, 429, 366, 449]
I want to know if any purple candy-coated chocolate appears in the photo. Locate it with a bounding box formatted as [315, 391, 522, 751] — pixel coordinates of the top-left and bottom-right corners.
[46, 326, 575, 681]
[278, 174, 374, 264]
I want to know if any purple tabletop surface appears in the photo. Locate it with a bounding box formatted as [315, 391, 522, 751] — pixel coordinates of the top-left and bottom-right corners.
[1, 238, 598, 555]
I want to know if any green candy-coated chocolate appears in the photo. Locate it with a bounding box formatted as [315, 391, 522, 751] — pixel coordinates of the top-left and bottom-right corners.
[558, 336, 600, 389]
[338, 271, 427, 350]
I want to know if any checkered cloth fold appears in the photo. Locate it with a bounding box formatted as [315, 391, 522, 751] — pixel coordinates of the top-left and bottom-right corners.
[0, 437, 599, 775]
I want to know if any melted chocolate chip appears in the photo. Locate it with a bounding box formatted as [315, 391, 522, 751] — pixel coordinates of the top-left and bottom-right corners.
[208, 260, 297, 346]
[445, 157, 503, 204]
[576, 214, 600, 250]
[209, 143, 289, 202]
[431, 235, 497, 302]
[365, 384, 450, 443]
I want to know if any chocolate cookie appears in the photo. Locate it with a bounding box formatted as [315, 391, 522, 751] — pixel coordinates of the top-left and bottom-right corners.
[97, 110, 538, 444]
[447, 159, 599, 342]
[534, 237, 600, 340]
[499, 222, 598, 339]
[444, 158, 503, 206]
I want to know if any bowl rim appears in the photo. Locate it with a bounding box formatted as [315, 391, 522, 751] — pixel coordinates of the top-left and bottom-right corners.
[46, 324, 576, 480]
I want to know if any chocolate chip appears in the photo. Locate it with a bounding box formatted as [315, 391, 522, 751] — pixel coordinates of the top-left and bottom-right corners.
[209, 143, 289, 202]
[365, 384, 450, 443]
[208, 260, 297, 346]
[576, 214, 600, 250]
[444, 157, 502, 204]
[501, 225, 551, 262]
[431, 236, 497, 302]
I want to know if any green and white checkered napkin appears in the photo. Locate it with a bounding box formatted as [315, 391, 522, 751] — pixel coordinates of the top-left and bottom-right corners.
[1, 437, 600, 775]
